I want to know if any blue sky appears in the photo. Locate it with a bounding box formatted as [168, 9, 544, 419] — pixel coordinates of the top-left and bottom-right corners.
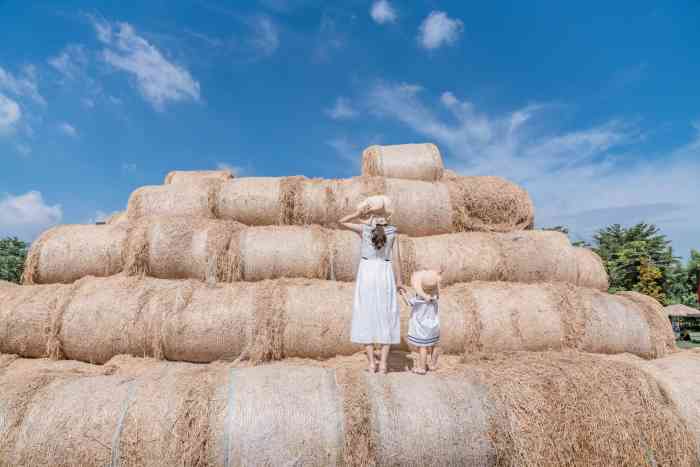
[1, 0, 698, 258]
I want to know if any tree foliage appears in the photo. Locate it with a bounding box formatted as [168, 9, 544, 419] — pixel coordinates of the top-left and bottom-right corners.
[0, 237, 28, 284]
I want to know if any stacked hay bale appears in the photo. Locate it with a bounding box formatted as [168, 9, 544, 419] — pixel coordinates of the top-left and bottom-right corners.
[1, 146, 685, 465]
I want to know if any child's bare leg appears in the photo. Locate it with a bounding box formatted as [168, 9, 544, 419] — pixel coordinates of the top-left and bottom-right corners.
[413, 347, 427, 374]
[378, 345, 390, 374]
[428, 346, 439, 370]
[365, 345, 376, 373]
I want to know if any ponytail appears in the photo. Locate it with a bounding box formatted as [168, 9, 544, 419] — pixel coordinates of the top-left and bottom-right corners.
[371, 224, 387, 250]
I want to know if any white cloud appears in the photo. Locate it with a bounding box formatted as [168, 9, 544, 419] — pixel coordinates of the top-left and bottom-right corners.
[58, 122, 77, 137]
[313, 13, 345, 62]
[48, 44, 88, 81]
[325, 97, 357, 119]
[0, 191, 62, 241]
[367, 81, 700, 257]
[0, 93, 21, 131]
[216, 162, 244, 176]
[92, 19, 200, 110]
[418, 11, 464, 50]
[0, 65, 45, 106]
[371, 0, 397, 24]
[249, 16, 279, 56]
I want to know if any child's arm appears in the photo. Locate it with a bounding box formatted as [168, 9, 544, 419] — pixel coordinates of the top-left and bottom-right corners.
[338, 209, 365, 233]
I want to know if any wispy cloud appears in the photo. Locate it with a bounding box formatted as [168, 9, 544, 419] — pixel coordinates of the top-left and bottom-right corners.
[313, 13, 346, 62]
[0, 191, 62, 241]
[418, 11, 464, 50]
[58, 122, 78, 137]
[0, 65, 45, 106]
[325, 96, 358, 120]
[370, 0, 397, 25]
[367, 81, 700, 256]
[48, 44, 88, 81]
[0, 94, 21, 132]
[249, 16, 279, 56]
[91, 18, 200, 110]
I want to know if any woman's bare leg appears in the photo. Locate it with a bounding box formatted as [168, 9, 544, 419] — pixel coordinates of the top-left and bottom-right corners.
[366, 345, 376, 373]
[379, 345, 390, 374]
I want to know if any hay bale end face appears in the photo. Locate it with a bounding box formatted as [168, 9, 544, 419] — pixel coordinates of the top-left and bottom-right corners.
[0, 277, 673, 364]
[164, 169, 234, 185]
[0, 352, 697, 466]
[361, 143, 444, 181]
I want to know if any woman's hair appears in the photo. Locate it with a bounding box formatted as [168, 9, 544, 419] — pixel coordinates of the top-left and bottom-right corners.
[371, 224, 387, 250]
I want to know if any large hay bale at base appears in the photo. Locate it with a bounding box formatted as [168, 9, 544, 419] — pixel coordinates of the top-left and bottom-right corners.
[362, 143, 444, 181]
[22, 224, 126, 284]
[164, 169, 233, 185]
[125, 216, 246, 282]
[126, 180, 220, 221]
[0, 277, 672, 364]
[608, 351, 700, 459]
[0, 353, 696, 466]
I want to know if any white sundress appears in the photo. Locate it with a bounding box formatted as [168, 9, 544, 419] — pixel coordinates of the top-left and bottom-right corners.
[350, 223, 400, 345]
[407, 295, 440, 347]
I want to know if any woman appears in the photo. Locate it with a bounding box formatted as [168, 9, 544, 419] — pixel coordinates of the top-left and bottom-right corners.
[339, 196, 404, 374]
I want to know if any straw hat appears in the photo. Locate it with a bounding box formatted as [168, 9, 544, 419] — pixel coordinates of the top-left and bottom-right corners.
[411, 270, 441, 300]
[357, 195, 393, 220]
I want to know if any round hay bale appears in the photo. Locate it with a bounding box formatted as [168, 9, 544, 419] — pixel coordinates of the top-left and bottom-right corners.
[164, 169, 234, 185]
[22, 224, 126, 285]
[361, 143, 444, 181]
[574, 246, 609, 290]
[494, 230, 579, 284]
[448, 175, 535, 232]
[1, 353, 697, 466]
[0, 277, 674, 364]
[216, 175, 533, 236]
[124, 216, 245, 283]
[105, 210, 128, 227]
[126, 181, 220, 221]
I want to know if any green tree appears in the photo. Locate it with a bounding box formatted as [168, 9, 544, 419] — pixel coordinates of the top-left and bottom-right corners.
[592, 223, 676, 295]
[0, 237, 28, 284]
[635, 257, 666, 303]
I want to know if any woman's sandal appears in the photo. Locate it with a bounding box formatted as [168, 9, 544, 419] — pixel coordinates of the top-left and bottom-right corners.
[412, 367, 427, 375]
[378, 364, 388, 375]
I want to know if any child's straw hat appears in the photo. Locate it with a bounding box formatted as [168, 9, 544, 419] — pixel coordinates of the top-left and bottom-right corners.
[411, 270, 441, 300]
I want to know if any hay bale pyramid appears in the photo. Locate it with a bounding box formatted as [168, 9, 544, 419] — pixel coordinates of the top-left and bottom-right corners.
[1, 143, 698, 466]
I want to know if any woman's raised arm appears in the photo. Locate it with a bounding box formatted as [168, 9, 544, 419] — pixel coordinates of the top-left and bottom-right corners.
[338, 209, 365, 234]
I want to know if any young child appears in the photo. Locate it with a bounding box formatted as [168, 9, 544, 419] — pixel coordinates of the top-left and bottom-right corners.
[400, 270, 441, 374]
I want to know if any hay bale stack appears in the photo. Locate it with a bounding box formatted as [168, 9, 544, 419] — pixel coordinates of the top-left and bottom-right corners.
[22, 224, 126, 285]
[125, 216, 246, 283]
[361, 143, 444, 181]
[0, 352, 696, 466]
[0, 276, 673, 364]
[127, 180, 221, 221]
[164, 169, 234, 185]
[33, 220, 605, 289]
[129, 175, 533, 236]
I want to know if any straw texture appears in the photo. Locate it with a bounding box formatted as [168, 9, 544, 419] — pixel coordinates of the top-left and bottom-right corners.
[164, 169, 233, 185]
[0, 352, 696, 466]
[127, 175, 533, 236]
[361, 143, 444, 181]
[25, 223, 607, 289]
[0, 276, 673, 364]
[21, 224, 126, 284]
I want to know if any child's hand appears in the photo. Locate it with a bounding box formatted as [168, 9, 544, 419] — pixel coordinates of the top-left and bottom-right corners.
[397, 284, 407, 293]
